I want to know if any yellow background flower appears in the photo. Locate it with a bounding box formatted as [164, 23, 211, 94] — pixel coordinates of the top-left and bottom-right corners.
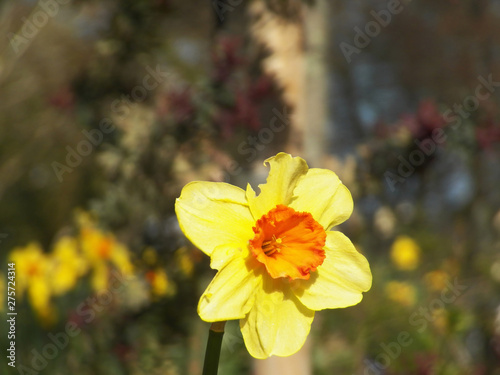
[50, 236, 89, 296]
[176, 153, 372, 358]
[175, 246, 194, 277]
[424, 270, 450, 291]
[9, 243, 54, 324]
[385, 281, 417, 307]
[146, 268, 175, 298]
[80, 221, 134, 292]
[390, 235, 421, 271]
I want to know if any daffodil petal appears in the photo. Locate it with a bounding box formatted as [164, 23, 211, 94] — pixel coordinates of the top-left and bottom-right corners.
[111, 243, 134, 276]
[28, 276, 51, 311]
[289, 168, 353, 230]
[198, 254, 260, 321]
[292, 231, 372, 310]
[92, 263, 108, 292]
[175, 181, 254, 255]
[240, 278, 314, 358]
[210, 243, 248, 270]
[247, 153, 308, 220]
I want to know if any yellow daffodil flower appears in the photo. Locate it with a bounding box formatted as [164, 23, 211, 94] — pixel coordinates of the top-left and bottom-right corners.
[80, 224, 133, 292]
[9, 243, 54, 324]
[390, 235, 420, 271]
[176, 153, 372, 358]
[146, 269, 175, 297]
[50, 236, 89, 296]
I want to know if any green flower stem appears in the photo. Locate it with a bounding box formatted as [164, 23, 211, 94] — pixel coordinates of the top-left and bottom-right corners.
[202, 321, 226, 375]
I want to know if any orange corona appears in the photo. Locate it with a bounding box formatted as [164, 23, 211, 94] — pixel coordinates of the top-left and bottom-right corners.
[249, 204, 326, 280]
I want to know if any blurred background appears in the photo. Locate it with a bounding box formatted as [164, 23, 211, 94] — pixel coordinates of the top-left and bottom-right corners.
[1, 0, 500, 374]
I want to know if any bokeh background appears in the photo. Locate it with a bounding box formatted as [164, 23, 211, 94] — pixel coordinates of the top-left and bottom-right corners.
[1, 0, 500, 374]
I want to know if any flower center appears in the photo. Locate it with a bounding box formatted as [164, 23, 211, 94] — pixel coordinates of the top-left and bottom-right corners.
[249, 204, 326, 280]
[28, 263, 40, 277]
[261, 235, 284, 256]
[98, 238, 112, 259]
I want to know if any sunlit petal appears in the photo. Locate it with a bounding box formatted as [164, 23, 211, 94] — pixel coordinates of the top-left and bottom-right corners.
[292, 231, 372, 310]
[176, 181, 254, 255]
[240, 277, 314, 358]
[289, 168, 353, 230]
[246, 153, 308, 220]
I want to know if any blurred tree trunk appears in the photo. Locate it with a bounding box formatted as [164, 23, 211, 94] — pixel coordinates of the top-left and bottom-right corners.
[250, 0, 330, 374]
[298, 0, 329, 167]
